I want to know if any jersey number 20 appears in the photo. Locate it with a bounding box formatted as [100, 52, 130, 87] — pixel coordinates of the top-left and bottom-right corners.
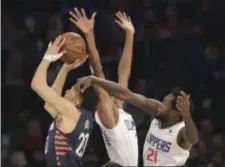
[147, 147, 158, 163]
[75, 133, 90, 157]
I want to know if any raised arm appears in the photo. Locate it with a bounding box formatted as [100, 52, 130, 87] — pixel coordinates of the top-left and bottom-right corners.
[69, 8, 104, 79]
[44, 59, 85, 116]
[77, 76, 162, 115]
[85, 31, 105, 78]
[31, 36, 78, 118]
[114, 12, 135, 108]
[69, 8, 118, 129]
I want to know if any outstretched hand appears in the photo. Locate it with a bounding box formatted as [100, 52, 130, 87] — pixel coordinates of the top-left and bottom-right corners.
[176, 91, 191, 118]
[63, 57, 87, 71]
[44, 36, 66, 62]
[115, 12, 135, 34]
[69, 8, 97, 34]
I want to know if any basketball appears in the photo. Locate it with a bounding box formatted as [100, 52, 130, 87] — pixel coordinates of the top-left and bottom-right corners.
[60, 32, 87, 64]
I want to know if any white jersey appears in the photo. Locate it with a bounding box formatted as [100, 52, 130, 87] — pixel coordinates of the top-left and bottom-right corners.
[143, 119, 190, 166]
[95, 109, 138, 166]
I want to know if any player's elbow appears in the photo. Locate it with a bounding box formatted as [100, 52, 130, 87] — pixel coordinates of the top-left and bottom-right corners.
[186, 133, 199, 145]
[190, 136, 199, 145]
[31, 78, 43, 92]
[194, 137, 199, 145]
[44, 103, 49, 111]
[31, 79, 38, 91]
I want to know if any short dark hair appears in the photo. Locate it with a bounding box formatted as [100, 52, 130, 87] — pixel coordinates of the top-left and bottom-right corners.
[80, 85, 99, 111]
[172, 91, 195, 112]
[102, 161, 122, 167]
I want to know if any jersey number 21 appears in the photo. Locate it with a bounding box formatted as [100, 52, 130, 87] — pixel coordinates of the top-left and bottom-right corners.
[147, 147, 158, 163]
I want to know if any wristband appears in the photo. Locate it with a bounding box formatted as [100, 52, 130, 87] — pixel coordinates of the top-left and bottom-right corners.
[43, 53, 62, 62]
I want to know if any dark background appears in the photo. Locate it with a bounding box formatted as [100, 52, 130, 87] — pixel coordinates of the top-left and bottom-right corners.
[1, 0, 225, 166]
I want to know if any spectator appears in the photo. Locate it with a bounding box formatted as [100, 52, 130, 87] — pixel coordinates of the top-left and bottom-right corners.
[9, 151, 27, 167]
[20, 119, 44, 166]
[208, 151, 225, 167]
[200, 118, 214, 145]
[212, 133, 224, 152]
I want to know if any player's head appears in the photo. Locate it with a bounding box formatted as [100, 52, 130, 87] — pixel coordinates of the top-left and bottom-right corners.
[64, 85, 99, 111]
[156, 90, 194, 122]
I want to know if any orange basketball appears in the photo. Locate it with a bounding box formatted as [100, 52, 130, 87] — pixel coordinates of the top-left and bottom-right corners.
[60, 32, 87, 64]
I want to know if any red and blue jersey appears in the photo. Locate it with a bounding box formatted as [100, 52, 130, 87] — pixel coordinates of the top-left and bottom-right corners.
[45, 108, 94, 167]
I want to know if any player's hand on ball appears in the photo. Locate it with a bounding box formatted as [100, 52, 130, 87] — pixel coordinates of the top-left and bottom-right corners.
[69, 8, 97, 34]
[115, 12, 135, 34]
[176, 91, 191, 118]
[76, 75, 96, 92]
[63, 57, 87, 71]
[44, 36, 66, 62]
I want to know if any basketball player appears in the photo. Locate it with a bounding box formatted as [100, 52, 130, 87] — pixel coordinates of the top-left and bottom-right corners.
[76, 76, 199, 166]
[69, 8, 138, 166]
[31, 36, 100, 166]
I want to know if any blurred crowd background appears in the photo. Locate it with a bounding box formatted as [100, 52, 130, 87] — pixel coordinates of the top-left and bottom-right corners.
[1, 0, 225, 166]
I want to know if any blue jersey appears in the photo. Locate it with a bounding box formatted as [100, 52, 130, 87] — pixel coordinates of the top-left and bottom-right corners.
[45, 108, 94, 167]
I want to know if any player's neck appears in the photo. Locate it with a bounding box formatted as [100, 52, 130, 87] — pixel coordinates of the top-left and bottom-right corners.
[160, 121, 174, 129]
[160, 117, 181, 129]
